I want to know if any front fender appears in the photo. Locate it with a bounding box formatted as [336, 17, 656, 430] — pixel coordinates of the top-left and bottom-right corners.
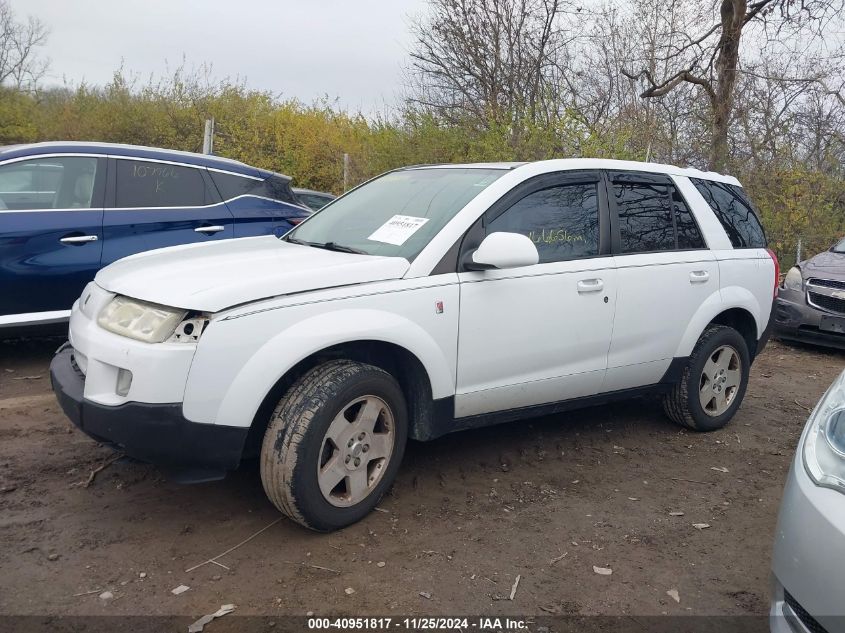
[191, 308, 455, 428]
[674, 285, 766, 358]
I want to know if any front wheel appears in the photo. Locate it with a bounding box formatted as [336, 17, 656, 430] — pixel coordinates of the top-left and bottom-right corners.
[662, 325, 750, 432]
[260, 360, 408, 531]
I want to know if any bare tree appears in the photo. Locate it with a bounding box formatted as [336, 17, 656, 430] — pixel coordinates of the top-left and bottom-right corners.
[566, 0, 709, 164]
[621, 0, 844, 171]
[406, 0, 573, 131]
[0, 0, 49, 91]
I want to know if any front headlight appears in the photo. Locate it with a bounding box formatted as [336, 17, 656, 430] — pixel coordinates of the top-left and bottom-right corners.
[98, 296, 188, 343]
[803, 369, 845, 493]
[782, 266, 803, 292]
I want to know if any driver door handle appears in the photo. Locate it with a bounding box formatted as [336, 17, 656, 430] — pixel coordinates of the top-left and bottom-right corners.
[689, 270, 710, 283]
[60, 235, 98, 244]
[195, 225, 225, 234]
[577, 278, 604, 293]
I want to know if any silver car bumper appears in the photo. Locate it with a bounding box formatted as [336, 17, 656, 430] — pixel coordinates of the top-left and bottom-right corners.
[771, 448, 845, 633]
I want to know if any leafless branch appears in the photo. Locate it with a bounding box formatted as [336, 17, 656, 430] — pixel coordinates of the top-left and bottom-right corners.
[0, 0, 49, 91]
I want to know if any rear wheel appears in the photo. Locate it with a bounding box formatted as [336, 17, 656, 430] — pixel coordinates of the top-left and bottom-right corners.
[663, 325, 750, 431]
[260, 360, 408, 531]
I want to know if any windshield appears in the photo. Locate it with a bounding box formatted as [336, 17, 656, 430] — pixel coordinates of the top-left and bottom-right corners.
[833, 237, 845, 253]
[285, 167, 506, 260]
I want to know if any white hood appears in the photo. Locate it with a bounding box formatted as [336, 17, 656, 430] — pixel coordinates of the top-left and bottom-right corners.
[94, 236, 410, 312]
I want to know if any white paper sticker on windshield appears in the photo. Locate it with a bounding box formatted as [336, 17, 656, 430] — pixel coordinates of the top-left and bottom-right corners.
[367, 215, 429, 246]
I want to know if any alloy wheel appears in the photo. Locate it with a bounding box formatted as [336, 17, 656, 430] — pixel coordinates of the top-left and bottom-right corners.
[317, 395, 395, 507]
[698, 344, 741, 417]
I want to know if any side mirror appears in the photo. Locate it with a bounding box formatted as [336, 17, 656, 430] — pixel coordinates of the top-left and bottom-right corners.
[465, 232, 539, 270]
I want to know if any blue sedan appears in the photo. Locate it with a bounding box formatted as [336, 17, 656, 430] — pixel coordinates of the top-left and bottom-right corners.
[0, 142, 311, 329]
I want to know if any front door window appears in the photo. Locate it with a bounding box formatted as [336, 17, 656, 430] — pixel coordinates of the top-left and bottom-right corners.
[0, 156, 98, 210]
[487, 182, 600, 263]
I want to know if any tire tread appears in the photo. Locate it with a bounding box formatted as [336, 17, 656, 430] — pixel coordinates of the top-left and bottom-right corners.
[259, 360, 395, 530]
[662, 324, 736, 431]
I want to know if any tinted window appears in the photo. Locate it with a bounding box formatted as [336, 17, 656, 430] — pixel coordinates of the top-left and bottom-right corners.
[210, 171, 297, 205]
[0, 156, 98, 210]
[115, 160, 214, 208]
[298, 193, 334, 210]
[613, 182, 675, 253]
[673, 189, 705, 249]
[488, 183, 599, 263]
[263, 176, 297, 204]
[691, 179, 767, 248]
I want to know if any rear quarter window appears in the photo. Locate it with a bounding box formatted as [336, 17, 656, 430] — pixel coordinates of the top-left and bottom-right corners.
[691, 179, 767, 248]
[210, 171, 297, 205]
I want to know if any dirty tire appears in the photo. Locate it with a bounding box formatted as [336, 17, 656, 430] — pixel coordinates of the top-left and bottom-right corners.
[260, 360, 408, 532]
[662, 325, 750, 432]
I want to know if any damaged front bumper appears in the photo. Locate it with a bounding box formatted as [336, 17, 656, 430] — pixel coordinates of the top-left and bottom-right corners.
[50, 343, 248, 482]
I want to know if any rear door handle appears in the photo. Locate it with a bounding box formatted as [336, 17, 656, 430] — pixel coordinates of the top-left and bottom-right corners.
[577, 278, 604, 293]
[689, 270, 710, 283]
[195, 225, 225, 234]
[60, 235, 98, 244]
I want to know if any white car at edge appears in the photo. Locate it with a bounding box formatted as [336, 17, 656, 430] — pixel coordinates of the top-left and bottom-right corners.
[50, 158, 778, 531]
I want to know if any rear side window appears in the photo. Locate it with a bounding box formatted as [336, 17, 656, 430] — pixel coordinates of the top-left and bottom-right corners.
[115, 160, 215, 208]
[613, 182, 675, 253]
[673, 190, 706, 249]
[691, 179, 767, 248]
[488, 183, 600, 263]
[210, 171, 297, 205]
[612, 180, 705, 253]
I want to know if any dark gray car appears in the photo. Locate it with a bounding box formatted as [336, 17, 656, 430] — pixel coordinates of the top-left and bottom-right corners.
[292, 187, 336, 211]
[774, 237, 845, 349]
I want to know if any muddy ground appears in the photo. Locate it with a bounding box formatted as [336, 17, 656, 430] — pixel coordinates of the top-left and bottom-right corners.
[0, 336, 842, 622]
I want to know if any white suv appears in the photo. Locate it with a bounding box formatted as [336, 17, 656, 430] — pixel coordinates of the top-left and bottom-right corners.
[50, 159, 778, 531]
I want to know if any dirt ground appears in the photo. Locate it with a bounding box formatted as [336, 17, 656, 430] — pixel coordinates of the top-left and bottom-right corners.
[0, 336, 842, 621]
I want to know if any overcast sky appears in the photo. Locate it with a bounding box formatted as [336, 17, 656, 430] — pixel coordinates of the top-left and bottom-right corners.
[10, 0, 426, 112]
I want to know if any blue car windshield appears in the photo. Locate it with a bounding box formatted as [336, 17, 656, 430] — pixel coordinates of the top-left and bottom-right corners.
[285, 167, 506, 261]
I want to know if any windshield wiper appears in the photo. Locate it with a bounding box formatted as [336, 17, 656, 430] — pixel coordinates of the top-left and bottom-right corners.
[286, 237, 365, 254]
[319, 241, 366, 254]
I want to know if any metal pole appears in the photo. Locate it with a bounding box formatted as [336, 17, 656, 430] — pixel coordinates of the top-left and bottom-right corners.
[343, 153, 349, 192]
[202, 118, 215, 155]
[796, 237, 802, 264]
